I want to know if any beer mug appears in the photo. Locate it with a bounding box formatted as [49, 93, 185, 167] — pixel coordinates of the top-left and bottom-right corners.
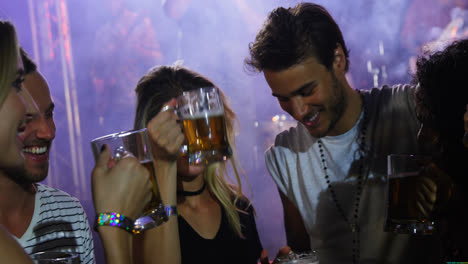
[91, 128, 167, 232]
[274, 251, 319, 264]
[176, 87, 232, 165]
[384, 154, 436, 234]
[30, 251, 79, 264]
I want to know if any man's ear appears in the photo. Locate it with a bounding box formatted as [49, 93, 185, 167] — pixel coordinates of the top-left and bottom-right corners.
[332, 44, 346, 73]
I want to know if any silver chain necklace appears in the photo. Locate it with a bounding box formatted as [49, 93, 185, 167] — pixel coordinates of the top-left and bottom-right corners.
[317, 91, 368, 264]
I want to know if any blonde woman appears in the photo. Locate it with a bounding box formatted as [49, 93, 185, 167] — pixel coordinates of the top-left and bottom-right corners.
[133, 65, 262, 264]
[0, 18, 34, 264]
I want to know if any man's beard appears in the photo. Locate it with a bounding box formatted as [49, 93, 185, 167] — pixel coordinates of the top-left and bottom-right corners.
[26, 165, 49, 183]
[323, 71, 347, 136]
[0, 164, 46, 186]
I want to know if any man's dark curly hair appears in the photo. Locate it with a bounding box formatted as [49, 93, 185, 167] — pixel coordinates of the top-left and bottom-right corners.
[245, 2, 350, 72]
[413, 39, 468, 182]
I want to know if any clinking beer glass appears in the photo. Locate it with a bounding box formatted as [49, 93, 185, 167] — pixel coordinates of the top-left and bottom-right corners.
[176, 87, 232, 165]
[91, 128, 167, 232]
[385, 154, 452, 235]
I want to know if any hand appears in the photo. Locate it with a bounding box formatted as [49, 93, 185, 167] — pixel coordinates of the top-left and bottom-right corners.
[411, 173, 437, 219]
[410, 163, 452, 218]
[260, 246, 291, 264]
[147, 99, 185, 161]
[91, 145, 153, 220]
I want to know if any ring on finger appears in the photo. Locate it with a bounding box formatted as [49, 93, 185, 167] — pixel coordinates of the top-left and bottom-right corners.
[161, 105, 175, 113]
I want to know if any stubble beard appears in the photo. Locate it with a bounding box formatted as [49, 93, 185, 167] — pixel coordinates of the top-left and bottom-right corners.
[0, 164, 48, 186]
[323, 72, 347, 136]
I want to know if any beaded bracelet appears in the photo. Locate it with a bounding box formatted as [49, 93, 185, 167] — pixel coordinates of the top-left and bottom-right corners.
[166, 205, 178, 217]
[95, 206, 177, 234]
[94, 212, 135, 234]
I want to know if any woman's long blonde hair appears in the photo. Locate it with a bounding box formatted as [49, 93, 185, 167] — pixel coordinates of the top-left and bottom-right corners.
[133, 65, 247, 237]
[0, 20, 20, 106]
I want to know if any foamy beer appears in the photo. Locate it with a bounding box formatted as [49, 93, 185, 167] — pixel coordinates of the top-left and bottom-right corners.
[385, 154, 435, 234]
[177, 87, 232, 165]
[91, 128, 168, 232]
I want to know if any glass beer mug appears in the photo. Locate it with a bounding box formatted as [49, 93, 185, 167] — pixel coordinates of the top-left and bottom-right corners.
[30, 251, 79, 264]
[176, 87, 232, 165]
[385, 154, 436, 234]
[91, 128, 167, 232]
[275, 251, 319, 264]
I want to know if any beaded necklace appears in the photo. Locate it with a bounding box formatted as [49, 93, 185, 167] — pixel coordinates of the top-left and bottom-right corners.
[317, 91, 368, 264]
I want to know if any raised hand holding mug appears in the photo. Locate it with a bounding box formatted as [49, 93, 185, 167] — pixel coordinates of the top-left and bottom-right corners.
[385, 154, 453, 234]
[91, 128, 168, 233]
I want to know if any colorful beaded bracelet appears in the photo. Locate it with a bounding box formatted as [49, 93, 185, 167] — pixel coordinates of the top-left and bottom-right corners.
[94, 206, 177, 234]
[166, 205, 178, 217]
[94, 212, 135, 234]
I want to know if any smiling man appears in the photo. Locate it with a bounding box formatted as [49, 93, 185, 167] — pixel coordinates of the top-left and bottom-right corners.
[21, 60, 55, 182]
[6, 48, 94, 263]
[246, 3, 440, 264]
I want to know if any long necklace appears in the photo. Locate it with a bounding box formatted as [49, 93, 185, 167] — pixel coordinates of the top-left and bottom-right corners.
[317, 91, 368, 264]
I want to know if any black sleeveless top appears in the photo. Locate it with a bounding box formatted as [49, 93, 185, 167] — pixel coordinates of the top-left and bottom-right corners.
[178, 197, 263, 264]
